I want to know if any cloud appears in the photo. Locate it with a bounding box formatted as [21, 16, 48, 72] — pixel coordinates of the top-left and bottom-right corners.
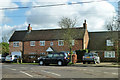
[24, 0, 116, 31]
[0, 0, 18, 23]
[0, 0, 117, 42]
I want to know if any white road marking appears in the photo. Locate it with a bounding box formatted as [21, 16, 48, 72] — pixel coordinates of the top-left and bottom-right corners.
[112, 73, 118, 75]
[11, 69, 16, 71]
[41, 70, 61, 76]
[20, 71, 33, 77]
[104, 72, 108, 73]
[83, 69, 87, 70]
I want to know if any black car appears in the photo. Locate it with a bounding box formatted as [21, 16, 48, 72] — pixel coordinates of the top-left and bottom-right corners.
[38, 52, 70, 66]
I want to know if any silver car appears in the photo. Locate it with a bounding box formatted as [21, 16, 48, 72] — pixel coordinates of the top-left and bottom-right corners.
[5, 55, 20, 63]
[82, 53, 100, 64]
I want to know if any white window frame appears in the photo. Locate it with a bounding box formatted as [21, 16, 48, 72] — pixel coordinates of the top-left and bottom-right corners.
[106, 40, 113, 46]
[29, 53, 36, 55]
[13, 41, 19, 47]
[40, 53, 45, 55]
[40, 41, 45, 46]
[72, 40, 75, 46]
[30, 41, 35, 46]
[104, 51, 115, 58]
[58, 40, 64, 46]
[50, 42, 53, 46]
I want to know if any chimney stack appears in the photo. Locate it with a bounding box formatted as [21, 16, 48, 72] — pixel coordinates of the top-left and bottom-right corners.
[83, 20, 87, 30]
[28, 24, 32, 32]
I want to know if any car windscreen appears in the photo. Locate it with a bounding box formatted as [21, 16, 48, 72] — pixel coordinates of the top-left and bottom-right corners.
[84, 53, 93, 56]
[93, 53, 98, 56]
[6, 55, 12, 58]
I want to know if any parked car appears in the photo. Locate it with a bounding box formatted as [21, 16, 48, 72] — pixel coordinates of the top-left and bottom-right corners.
[82, 53, 100, 64]
[1, 55, 7, 63]
[38, 52, 70, 66]
[5, 55, 21, 63]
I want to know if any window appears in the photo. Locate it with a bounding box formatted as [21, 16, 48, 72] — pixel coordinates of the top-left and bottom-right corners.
[30, 41, 35, 46]
[59, 54, 64, 57]
[40, 53, 45, 55]
[58, 40, 64, 46]
[53, 54, 59, 57]
[47, 54, 53, 58]
[50, 42, 53, 46]
[104, 51, 115, 58]
[72, 40, 74, 46]
[40, 41, 45, 46]
[29, 53, 36, 55]
[106, 40, 113, 46]
[13, 41, 19, 47]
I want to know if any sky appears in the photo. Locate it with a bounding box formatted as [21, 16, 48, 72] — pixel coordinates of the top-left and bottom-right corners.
[0, 0, 120, 42]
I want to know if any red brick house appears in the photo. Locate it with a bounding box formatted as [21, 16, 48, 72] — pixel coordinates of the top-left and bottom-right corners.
[88, 31, 120, 62]
[9, 20, 89, 62]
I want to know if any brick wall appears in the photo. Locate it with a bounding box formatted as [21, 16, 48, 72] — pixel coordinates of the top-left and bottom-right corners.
[9, 41, 23, 53]
[92, 51, 118, 62]
[24, 40, 83, 55]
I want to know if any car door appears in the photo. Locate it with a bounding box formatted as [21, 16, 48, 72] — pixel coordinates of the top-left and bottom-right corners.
[45, 54, 53, 64]
[52, 53, 59, 64]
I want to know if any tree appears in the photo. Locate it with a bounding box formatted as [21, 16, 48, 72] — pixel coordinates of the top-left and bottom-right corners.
[105, 15, 120, 63]
[58, 17, 78, 62]
[0, 42, 9, 55]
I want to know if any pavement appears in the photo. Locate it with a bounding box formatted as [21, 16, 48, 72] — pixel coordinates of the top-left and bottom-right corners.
[70, 62, 120, 68]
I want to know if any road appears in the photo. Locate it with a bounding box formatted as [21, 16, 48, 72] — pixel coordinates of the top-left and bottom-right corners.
[1, 63, 119, 79]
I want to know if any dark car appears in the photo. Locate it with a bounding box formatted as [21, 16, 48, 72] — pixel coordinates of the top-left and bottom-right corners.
[38, 52, 70, 66]
[82, 53, 100, 64]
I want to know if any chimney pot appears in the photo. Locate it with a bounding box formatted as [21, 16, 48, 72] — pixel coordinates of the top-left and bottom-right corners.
[83, 20, 87, 29]
[28, 24, 32, 32]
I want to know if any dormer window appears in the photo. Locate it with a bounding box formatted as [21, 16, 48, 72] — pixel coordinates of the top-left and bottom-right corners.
[13, 41, 19, 47]
[106, 40, 113, 46]
[30, 41, 35, 46]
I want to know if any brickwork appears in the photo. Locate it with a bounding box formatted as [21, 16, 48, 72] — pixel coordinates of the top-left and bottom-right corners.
[24, 40, 83, 54]
[9, 41, 23, 53]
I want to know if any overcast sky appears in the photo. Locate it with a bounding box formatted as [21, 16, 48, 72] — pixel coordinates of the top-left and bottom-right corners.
[0, 0, 119, 42]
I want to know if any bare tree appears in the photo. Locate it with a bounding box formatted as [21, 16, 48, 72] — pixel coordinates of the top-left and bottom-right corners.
[2, 28, 16, 42]
[58, 17, 78, 63]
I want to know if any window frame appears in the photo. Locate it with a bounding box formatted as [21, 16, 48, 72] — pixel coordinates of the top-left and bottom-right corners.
[40, 41, 45, 46]
[30, 41, 35, 46]
[106, 40, 114, 46]
[50, 42, 53, 46]
[58, 40, 64, 46]
[104, 51, 115, 58]
[72, 40, 75, 46]
[13, 41, 19, 47]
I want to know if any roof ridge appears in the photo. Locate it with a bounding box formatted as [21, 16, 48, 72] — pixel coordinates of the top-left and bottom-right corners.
[15, 27, 84, 32]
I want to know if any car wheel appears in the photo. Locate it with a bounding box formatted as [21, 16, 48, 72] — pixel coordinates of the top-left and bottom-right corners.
[39, 60, 44, 66]
[83, 61, 86, 64]
[58, 61, 63, 66]
[97, 60, 100, 64]
[94, 61, 96, 64]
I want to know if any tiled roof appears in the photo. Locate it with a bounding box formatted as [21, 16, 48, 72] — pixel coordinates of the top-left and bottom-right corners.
[9, 27, 85, 42]
[88, 31, 119, 51]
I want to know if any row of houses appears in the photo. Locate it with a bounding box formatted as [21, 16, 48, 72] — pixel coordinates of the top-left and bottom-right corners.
[9, 20, 120, 62]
